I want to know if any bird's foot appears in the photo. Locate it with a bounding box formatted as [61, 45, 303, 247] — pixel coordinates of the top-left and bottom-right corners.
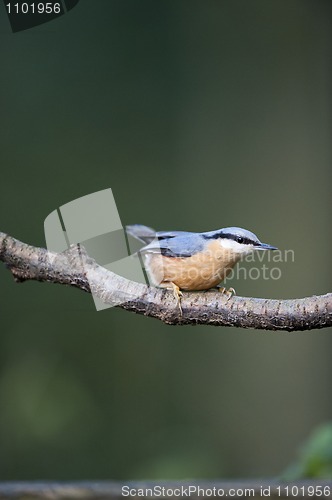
[170, 282, 183, 316]
[217, 286, 236, 301]
[160, 281, 183, 315]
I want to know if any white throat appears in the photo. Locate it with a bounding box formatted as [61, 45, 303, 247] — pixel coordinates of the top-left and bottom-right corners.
[219, 238, 254, 256]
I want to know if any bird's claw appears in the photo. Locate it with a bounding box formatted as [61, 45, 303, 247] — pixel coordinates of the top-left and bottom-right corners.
[160, 282, 183, 316]
[218, 286, 236, 301]
[171, 283, 183, 316]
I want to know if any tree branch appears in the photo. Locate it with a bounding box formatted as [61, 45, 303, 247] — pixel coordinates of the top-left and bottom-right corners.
[1, 232, 331, 331]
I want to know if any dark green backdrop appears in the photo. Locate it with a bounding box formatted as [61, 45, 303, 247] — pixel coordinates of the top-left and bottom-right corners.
[0, 0, 331, 480]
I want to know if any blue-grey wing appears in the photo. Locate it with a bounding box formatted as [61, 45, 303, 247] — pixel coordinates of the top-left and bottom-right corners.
[156, 230, 191, 240]
[126, 224, 189, 244]
[139, 233, 205, 258]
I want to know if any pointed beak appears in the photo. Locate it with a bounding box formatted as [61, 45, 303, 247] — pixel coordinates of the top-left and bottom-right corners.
[256, 242, 278, 251]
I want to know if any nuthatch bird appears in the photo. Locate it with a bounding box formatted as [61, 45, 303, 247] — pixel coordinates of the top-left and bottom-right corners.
[126, 224, 278, 313]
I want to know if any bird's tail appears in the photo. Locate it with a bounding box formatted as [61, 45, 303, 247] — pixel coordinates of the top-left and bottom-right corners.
[125, 224, 157, 244]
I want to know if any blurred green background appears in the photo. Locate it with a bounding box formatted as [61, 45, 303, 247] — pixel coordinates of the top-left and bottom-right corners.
[0, 0, 331, 480]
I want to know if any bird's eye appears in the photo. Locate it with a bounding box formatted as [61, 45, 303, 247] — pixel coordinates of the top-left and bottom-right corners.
[237, 236, 244, 244]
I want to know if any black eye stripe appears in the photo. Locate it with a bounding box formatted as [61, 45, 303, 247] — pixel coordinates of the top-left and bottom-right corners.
[202, 232, 256, 245]
[236, 236, 254, 245]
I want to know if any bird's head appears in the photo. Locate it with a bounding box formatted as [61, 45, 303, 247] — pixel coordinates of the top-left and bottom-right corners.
[203, 227, 278, 258]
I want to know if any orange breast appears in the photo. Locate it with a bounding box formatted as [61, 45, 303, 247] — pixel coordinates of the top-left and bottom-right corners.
[145, 240, 240, 291]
